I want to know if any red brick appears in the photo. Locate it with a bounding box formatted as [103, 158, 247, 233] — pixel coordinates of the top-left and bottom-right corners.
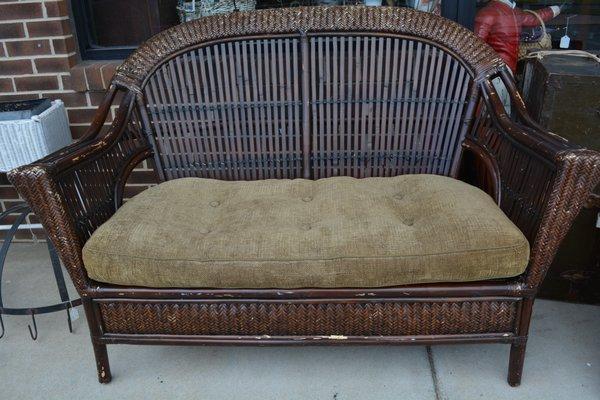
[0, 93, 39, 102]
[0, 59, 33, 75]
[44, 91, 88, 107]
[0, 186, 19, 199]
[14, 75, 59, 91]
[26, 18, 71, 37]
[100, 62, 121, 86]
[52, 36, 76, 54]
[67, 107, 103, 124]
[84, 63, 105, 90]
[44, 0, 69, 17]
[0, 173, 9, 186]
[0, 2, 43, 20]
[2, 200, 24, 210]
[0, 213, 24, 227]
[0, 22, 25, 38]
[10, 229, 47, 241]
[69, 125, 90, 139]
[88, 91, 108, 106]
[68, 64, 87, 91]
[0, 78, 14, 93]
[6, 39, 51, 56]
[34, 55, 77, 73]
[68, 123, 110, 140]
[60, 74, 71, 90]
[70, 62, 118, 91]
[0, 45, 5, 58]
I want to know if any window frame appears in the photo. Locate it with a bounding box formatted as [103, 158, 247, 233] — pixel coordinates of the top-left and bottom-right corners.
[71, 0, 165, 60]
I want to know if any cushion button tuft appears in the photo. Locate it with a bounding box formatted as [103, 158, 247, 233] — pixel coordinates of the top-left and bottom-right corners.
[209, 201, 220, 207]
[300, 223, 311, 230]
[302, 197, 312, 202]
[393, 193, 404, 200]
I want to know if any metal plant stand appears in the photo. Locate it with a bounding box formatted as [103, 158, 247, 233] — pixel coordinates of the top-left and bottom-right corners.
[0, 203, 81, 340]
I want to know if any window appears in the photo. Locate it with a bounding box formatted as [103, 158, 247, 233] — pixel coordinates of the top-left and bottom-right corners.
[72, 0, 179, 60]
[71, 0, 479, 60]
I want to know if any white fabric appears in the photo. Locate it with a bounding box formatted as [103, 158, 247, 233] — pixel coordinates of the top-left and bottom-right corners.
[408, 0, 438, 12]
[496, 0, 516, 9]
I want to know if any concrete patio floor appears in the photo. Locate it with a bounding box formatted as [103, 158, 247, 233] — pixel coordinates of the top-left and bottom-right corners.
[1, 243, 598, 400]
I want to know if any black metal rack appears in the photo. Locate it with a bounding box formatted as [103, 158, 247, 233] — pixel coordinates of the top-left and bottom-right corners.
[0, 203, 81, 340]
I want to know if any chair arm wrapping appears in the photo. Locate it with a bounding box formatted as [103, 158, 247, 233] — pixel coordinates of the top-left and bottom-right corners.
[7, 87, 151, 293]
[469, 78, 600, 290]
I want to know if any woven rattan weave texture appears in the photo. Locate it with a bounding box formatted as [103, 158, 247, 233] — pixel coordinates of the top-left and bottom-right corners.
[114, 6, 503, 91]
[99, 300, 518, 336]
[7, 6, 600, 387]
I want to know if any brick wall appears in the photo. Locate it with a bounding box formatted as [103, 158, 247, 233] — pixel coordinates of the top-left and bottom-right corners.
[0, 0, 155, 241]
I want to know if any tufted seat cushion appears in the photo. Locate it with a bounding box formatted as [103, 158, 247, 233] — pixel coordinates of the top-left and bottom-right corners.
[82, 175, 529, 289]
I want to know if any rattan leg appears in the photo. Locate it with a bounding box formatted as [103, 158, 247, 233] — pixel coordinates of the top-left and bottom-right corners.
[508, 341, 527, 386]
[83, 299, 112, 383]
[508, 298, 534, 386]
[92, 341, 112, 384]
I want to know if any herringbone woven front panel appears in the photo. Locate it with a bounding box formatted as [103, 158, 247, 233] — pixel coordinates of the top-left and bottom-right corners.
[99, 300, 517, 336]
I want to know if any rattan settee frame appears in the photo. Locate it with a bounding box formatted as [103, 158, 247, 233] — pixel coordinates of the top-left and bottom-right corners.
[8, 6, 600, 386]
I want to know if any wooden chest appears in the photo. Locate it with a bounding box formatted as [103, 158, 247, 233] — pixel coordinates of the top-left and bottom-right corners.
[520, 54, 600, 304]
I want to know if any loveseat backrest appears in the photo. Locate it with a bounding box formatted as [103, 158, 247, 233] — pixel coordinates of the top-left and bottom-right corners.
[114, 7, 504, 181]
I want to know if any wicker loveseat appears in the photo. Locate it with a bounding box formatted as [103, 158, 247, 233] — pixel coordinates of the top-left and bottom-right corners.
[9, 6, 600, 386]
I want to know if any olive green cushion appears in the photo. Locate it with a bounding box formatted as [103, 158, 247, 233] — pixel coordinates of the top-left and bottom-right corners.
[82, 175, 529, 288]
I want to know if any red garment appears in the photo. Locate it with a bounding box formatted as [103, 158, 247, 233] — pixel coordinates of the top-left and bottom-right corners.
[474, 1, 555, 72]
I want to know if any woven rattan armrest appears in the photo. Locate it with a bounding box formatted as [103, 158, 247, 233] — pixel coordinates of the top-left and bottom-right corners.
[471, 73, 600, 290]
[7, 87, 150, 293]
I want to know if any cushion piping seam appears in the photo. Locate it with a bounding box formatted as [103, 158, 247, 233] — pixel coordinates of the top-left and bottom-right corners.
[83, 241, 529, 264]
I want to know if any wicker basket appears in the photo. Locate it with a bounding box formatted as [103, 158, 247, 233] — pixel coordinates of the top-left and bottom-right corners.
[177, 0, 256, 21]
[0, 100, 71, 172]
[518, 10, 552, 60]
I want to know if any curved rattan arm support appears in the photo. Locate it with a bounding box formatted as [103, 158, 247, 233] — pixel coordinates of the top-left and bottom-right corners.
[473, 76, 600, 291]
[7, 87, 150, 294]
